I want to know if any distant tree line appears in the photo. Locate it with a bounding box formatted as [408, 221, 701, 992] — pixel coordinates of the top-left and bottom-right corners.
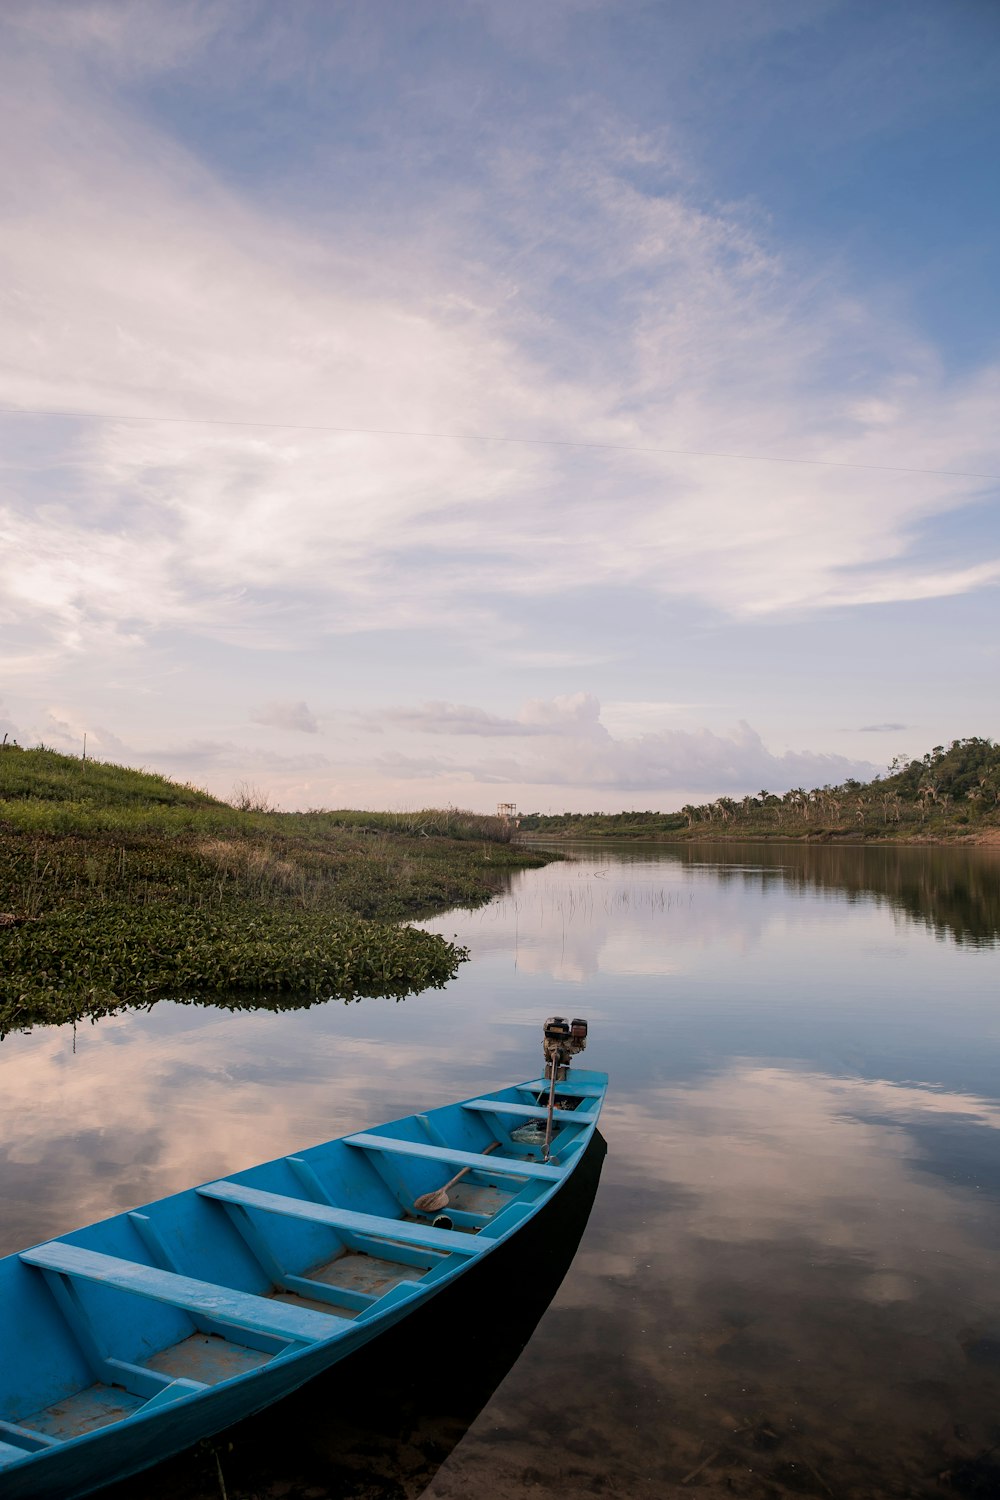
[518, 808, 688, 837]
[518, 737, 1000, 839]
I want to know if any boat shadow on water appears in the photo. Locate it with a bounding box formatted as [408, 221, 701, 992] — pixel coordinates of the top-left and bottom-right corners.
[95, 1132, 607, 1500]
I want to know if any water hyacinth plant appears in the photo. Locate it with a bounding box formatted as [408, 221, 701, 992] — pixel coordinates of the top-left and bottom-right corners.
[0, 747, 547, 1036]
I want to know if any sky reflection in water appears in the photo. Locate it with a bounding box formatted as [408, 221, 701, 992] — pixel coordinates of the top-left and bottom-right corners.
[1, 843, 999, 1498]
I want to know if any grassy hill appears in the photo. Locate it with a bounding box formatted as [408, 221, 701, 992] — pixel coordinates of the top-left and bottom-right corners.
[0, 746, 547, 1036]
[519, 738, 1000, 842]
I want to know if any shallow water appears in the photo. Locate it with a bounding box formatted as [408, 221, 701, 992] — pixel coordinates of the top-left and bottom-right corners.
[2, 842, 1000, 1498]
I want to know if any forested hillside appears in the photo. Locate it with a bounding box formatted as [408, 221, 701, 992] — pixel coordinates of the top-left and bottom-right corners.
[519, 738, 1000, 841]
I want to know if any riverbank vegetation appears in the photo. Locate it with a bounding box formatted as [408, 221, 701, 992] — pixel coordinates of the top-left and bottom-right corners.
[519, 738, 1000, 843]
[0, 746, 548, 1037]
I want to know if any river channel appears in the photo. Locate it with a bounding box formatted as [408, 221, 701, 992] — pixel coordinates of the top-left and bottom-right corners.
[1, 842, 999, 1498]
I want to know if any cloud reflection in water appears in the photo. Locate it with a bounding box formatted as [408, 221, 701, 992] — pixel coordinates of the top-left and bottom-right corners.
[424, 1064, 1000, 1498]
[2, 843, 1000, 1496]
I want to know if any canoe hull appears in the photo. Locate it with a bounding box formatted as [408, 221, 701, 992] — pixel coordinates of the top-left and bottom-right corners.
[0, 1069, 608, 1499]
[0, 1292, 416, 1500]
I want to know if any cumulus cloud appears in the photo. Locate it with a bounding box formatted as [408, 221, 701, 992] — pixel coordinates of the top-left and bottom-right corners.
[532, 721, 878, 793]
[366, 697, 877, 794]
[250, 700, 319, 735]
[519, 693, 603, 731]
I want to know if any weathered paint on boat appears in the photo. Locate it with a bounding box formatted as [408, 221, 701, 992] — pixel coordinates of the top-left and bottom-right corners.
[0, 1070, 607, 1500]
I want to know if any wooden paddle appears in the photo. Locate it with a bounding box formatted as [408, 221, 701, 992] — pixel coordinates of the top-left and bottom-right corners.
[412, 1142, 500, 1214]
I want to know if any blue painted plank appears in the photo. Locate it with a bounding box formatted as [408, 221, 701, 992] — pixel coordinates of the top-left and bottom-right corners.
[197, 1182, 493, 1255]
[344, 1134, 564, 1180]
[463, 1100, 598, 1124]
[355, 1281, 425, 1321]
[0, 1441, 33, 1468]
[0, 1421, 60, 1452]
[105, 1357, 205, 1402]
[137, 1378, 204, 1414]
[20, 1243, 348, 1344]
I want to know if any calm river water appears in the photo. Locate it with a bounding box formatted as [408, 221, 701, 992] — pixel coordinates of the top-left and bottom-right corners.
[2, 842, 999, 1499]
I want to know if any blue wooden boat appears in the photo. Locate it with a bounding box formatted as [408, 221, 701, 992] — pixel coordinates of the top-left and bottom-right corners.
[0, 1066, 607, 1500]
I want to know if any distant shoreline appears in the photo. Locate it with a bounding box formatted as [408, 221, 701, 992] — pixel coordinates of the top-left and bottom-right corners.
[520, 829, 1000, 848]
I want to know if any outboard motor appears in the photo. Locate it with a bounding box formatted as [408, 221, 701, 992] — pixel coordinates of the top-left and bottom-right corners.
[538, 1016, 589, 1160]
[511, 1017, 592, 1159]
[543, 1015, 588, 1082]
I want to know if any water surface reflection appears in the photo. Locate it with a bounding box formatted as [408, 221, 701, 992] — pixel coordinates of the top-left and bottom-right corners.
[1, 843, 999, 1497]
[665, 840, 1000, 946]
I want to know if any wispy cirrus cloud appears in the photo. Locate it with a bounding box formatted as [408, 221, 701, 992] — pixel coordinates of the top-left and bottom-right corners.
[0, 3, 997, 682]
[0, 5, 996, 811]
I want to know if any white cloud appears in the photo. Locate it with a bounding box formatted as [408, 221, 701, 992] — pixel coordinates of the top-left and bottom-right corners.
[365, 697, 877, 794]
[371, 692, 602, 737]
[372, 703, 550, 738]
[0, 17, 997, 685]
[0, 6, 996, 818]
[250, 700, 319, 735]
[3, 695, 879, 808]
[519, 693, 604, 731]
[600, 700, 708, 736]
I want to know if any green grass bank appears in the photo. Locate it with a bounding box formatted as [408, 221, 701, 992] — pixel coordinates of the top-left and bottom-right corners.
[0, 747, 548, 1037]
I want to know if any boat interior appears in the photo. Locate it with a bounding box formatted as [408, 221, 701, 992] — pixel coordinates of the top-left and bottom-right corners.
[0, 1078, 602, 1462]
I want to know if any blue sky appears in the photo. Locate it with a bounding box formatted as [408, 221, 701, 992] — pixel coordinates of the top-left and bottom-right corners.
[1, 0, 998, 811]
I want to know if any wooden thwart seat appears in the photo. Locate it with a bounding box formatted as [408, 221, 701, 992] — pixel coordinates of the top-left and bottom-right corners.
[344, 1133, 563, 1180]
[197, 1181, 492, 1254]
[518, 1079, 605, 1098]
[463, 1100, 597, 1125]
[20, 1243, 347, 1343]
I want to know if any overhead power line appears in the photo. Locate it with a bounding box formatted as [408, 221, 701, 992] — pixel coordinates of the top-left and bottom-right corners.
[0, 404, 996, 481]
